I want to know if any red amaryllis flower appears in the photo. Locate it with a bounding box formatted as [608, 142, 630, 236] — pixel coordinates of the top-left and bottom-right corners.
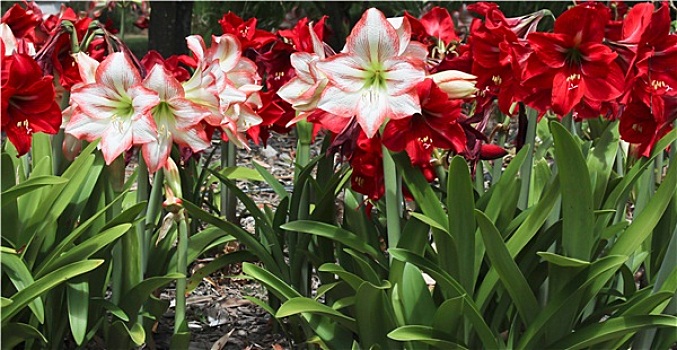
[524, 3, 624, 118]
[404, 7, 459, 49]
[614, 3, 677, 105]
[1, 3, 42, 41]
[382, 79, 465, 166]
[1, 53, 62, 156]
[350, 130, 384, 202]
[278, 16, 329, 54]
[141, 50, 195, 83]
[218, 12, 276, 51]
[619, 98, 674, 158]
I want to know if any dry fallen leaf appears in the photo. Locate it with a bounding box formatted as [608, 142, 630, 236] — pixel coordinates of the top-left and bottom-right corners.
[210, 329, 235, 350]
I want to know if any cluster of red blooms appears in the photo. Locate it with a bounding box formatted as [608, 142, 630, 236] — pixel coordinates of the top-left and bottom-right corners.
[2, 1, 676, 205]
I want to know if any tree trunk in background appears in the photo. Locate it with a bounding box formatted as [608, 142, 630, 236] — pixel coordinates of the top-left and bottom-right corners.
[148, 1, 194, 57]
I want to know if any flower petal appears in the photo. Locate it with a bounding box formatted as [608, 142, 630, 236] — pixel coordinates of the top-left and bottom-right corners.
[315, 53, 368, 92]
[346, 8, 399, 64]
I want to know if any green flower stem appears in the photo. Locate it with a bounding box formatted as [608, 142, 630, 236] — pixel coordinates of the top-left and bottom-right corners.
[382, 146, 402, 257]
[174, 209, 189, 334]
[518, 107, 537, 209]
[220, 141, 237, 223]
[118, 2, 126, 42]
[52, 91, 72, 175]
[107, 156, 125, 304]
[291, 120, 313, 294]
[143, 170, 164, 272]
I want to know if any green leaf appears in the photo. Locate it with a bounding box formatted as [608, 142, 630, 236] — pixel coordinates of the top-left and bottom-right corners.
[475, 210, 539, 326]
[186, 251, 255, 292]
[538, 252, 590, 268]
[91, 298, 129, 322]
[609, 159, 677, 257]
[447, 156, 477, 293]
[129, 322, 146, 346]
[475, 177, 559, 312]
[0, 297, 12, 307]
[547, 315, 677, 350]
[183, 200, 283, 278]
[252, 162, 289, 199]
[1, 251, 44, 323]
[388, 325, 468, 349]
[586, 121, 619, 208]
[388, 248, 500, 349]
[67, 280, 89, 345]
[277, 297, 357, 332]
[242, 263, 300, 300]
[433, 296, 465, 338]
[1, 322, 47, 349]
[34, 193, 133, 277]
[281, 220, 384, 263]
[398, 263, 436, 326]
[551, 121, 595, 260]
[2, 259, 103, 323]
[119, 273, 183, 318]
[410, 212, 448, 233]
[218, 166, 265, 182]
[397, 153, 448, 231]
[318, 263, 366, 291]
[39, 224, 131, 278]
[355, 282, 399, 349]
[517, 255, 628, 349]
[1, 176, 68, 205]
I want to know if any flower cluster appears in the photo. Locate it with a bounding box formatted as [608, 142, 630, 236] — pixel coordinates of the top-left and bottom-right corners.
[2, 1, 675, 200]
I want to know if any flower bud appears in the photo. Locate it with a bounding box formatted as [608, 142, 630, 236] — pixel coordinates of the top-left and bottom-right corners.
[479, 144, 508, 160]
[162, 157, 183, 199]
[429, 70, 477, 99]
[62, 133, 82, 161]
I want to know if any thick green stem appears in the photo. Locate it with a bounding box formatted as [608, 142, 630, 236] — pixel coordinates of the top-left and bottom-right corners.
[52, 91, 71, 176]
[382, 146, 402, 257]
[174, 209, 189, 334]
[291, 120, 312, 294]
[518, 107, 538, 209]
[107, 157, 125, 304]
[220, 141, 237, 223]
[119, 2, 126, 42]
[144, 171, 164, 272]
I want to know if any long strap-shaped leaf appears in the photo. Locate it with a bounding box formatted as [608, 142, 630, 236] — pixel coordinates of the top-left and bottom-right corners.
[545, 315, 677, 350]
[1, 259, 103, 324]
[475, 210, 539, 326]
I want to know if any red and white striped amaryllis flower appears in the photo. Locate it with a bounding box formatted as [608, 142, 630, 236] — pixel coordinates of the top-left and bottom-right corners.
[65, 52, 160, 164]
[184, 34, 263, 148]
[277, 20, 330, 125]
[314, 7, 427, 138]
[141, 64, 211, 173]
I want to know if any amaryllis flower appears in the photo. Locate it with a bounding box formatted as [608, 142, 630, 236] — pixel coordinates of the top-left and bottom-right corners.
[1, 53, 61, 156]
[619, 97, 676, 158]
[382, 79, 466, 166]
[218, 12, 276, 51]
[140, 65, 211, 173]
[1, 3, 42, 42]
[65, 52, 160, 164]
[277, 20, 331, 125]
[184, 34, 263, 148]
[315, 8, 427, 138]
[141, 50, 195, 83]
[278, 16, 329, 55]
[350, 130, 384, 202]
[524, 4, 624, 118]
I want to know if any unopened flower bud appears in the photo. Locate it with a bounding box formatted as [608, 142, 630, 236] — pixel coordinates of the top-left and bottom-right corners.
[162, 158, 183, 199]
[62, 133, 82, 161]
[479, 144, 508, 160]
[429, 70, 477, 99]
